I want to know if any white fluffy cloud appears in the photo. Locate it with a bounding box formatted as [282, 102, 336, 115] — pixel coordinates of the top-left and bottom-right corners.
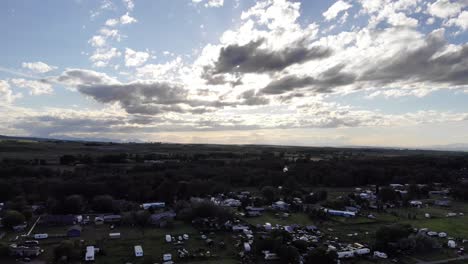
[105, 18, 119, 27]
[124, 48, 150, 67]
[446, 11, 468, 31]
[22, 61, 57, 73]
[120, 12, 137, 24]
[90, 48, 121, 67]
[0, 80, 20, 104]
[10, 78, 53, 95]
[192, 0, 224, 8]
[427, 0, 464, 19]
[323, 0, 352, 21]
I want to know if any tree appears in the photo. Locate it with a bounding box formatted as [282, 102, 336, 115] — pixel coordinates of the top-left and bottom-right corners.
[304, 247, 337, 264]
[54, 240, 80, 262]
[59, 155, 76, 165]
[375, 224, 412, 251]
[2, 210, 25, 228]
[64, 195, 84, 214]
[92, 195, 114, 212]
[261, 186, 277, 203]
[278, 245, 300, 264]
[379, 187, 398, 203]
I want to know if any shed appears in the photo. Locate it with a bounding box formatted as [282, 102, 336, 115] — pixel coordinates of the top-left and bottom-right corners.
[67, 225, 82, 237]
[149, 211, 176, 227]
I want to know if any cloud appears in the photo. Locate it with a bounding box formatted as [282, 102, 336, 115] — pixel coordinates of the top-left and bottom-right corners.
[262, 64, 356, 94]
[10, 78, 53, 95]
[50, 68, 119, 87]
[446, 11, 468, 31]
[120, 12, 137, 24]
[192, 0, 224, 8]
[90, 48, 121, 67]
[22, 61, 57, 73]
[105, 18, 119, 27]
[124, 48, 150, 67]
[88, 35, 106, 47]
[360, 28, 468, 86]
[204, 38, 332, 77]
[427, 0, 464, 19]
[0, 80, 21, 104]
[123, 0, 134, 11]
[323, 0, 352, 21]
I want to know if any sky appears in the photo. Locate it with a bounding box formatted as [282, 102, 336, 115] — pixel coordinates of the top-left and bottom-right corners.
[0, 0, 468, 147]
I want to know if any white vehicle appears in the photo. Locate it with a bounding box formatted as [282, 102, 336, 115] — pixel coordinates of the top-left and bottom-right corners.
[337, 251, 354, 259]
[165, 234, 172, 243]
[438, 232, 447, 238]
[244, 242, 251, 252]
[183, 234, 189, 240]
[374, 251, 388, 259]
[85, 246, 95, 261]
[33, 234, 48, 240]
[163, 253, 172, 261]
[355, 248, 371, 255]
[134, 245, 144, 257]
[448, 240, 457, 248]
[264, 222, 272, 230]
[109, 233, 121, 239]
[427, 231, 438, 236]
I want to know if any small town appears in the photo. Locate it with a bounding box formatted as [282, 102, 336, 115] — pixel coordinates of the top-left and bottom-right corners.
[0, 140, 468, 264]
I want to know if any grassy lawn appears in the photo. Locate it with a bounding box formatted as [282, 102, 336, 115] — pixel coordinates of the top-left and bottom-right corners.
[10, 221, 239, 264]
[242, 212, 316, 226]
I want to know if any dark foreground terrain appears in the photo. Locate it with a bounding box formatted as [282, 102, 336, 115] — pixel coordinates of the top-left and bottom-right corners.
[0, 137, 468, 264]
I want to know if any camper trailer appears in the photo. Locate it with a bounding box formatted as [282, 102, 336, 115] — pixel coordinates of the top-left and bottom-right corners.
[134, 245, 144, 257]
[85, 246, 95, 261]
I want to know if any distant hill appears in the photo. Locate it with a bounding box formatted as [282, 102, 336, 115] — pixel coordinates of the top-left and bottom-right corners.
[0, 134, 466, 152]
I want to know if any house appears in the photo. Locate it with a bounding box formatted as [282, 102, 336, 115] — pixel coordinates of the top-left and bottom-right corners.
[326, 209, 356, 218]
[272, 201, 289, 211]
[9, 244, 41, 257]
[103, 215, 122, 223]
[67, 225, 82, 237]
[345, 206, 359, 213]
[264, 251, 279, 260]
[149, 211, 176, 227]
[435, 199, 451, 207]
[245, 206, 265, 217]
[12, 224, 27, 232]
[232, 225, 249, 232]
[94, 216, 104, 225]
[141, 202, 165, 210]
[40, 215, 77, 226]
[221, 198, 241, 207]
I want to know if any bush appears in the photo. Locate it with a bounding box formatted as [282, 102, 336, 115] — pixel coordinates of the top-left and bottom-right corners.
[1, 210, 25, 228]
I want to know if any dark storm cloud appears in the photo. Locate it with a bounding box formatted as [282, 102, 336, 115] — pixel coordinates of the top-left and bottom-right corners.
[202, 38, 332, 84]
[238, 89, 270, 105]
[361, 29, 468, 86]
[261, 64, 356, 94]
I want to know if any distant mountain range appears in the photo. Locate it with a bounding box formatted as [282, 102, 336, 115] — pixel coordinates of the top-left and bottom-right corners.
[0, 134, 467, 152]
